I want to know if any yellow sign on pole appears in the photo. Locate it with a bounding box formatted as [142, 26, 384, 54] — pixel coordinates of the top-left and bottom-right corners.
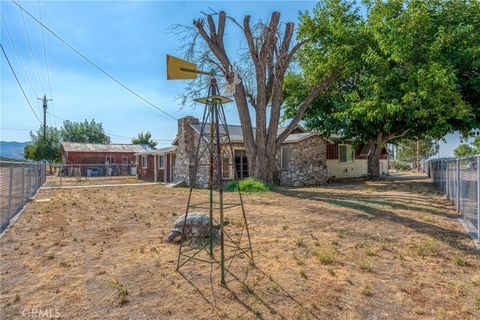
[166, 55, 197, 80]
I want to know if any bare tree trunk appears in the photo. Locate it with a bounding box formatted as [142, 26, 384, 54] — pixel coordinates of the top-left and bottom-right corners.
[192, 12, 337, 183]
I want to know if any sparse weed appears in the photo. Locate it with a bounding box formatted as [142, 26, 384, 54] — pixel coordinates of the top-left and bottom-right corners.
[282, 225, 289, 231]
[47, 253, 55, 260]
[361, 285, 373, 296]
[364, 246, 378, 257]
[315, 248, 335, 265]
[300, 269, 308, 279]
[453, 256, 469, 267]
[118, 285, 128, 305]
[254, 308, 263, 319]
[231, 219, 243, 227]
[292, 253, 305, 266]
[59, 261, 70, 268]
[360, 261, 372, 272]
[296, 239, 306, 248]
[327, 268, 336, 276]
[415, 238, 438, 256]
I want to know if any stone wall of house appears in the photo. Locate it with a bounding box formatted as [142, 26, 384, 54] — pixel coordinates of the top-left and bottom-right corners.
[275, 136, 328, 187]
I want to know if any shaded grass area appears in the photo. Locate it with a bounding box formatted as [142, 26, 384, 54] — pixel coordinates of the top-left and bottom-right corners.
[0, 176, 479, 319]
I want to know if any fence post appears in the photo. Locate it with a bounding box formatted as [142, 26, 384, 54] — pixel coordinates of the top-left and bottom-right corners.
[477, 156, 479, 240]
[28, 166, 32, 198]
[7, 163, 14, 218]
[21, 165, 25, 206]
[446, 160, 449, 198]
[456, 159, 460, 212]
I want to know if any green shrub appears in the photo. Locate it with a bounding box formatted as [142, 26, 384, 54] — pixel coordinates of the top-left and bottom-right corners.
[225, 178, 271, 192]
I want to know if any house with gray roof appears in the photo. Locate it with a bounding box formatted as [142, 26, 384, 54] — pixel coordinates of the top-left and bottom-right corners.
[135, 116, 389, 186]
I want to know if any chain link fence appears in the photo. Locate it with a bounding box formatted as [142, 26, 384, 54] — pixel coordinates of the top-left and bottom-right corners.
[426, 156, 479, 241]
[44, 163, 138, 187]
[1, 161, 46, 233]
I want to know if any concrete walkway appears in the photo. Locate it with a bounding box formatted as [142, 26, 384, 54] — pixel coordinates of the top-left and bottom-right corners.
[41, 182, 161, 190]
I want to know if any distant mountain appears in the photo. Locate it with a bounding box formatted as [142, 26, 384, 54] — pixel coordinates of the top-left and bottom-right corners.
[0, 141, 31, 159]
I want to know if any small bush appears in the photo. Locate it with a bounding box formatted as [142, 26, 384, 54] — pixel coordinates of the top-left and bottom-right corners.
[360, 261, 373, 272]
[453, 256, 469, 266]
[361, 285, 373, 296]
[225, 178, 271, 193]
[315, 248, 336, 265]
[415, 238, 438, 256]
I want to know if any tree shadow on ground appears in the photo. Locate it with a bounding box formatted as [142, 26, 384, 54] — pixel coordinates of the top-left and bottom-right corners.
[275, 187, 477, 255]
[178, 261, 323, 320]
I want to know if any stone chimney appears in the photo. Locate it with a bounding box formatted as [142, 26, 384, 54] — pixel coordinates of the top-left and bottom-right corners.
[176, 116, 199, 185]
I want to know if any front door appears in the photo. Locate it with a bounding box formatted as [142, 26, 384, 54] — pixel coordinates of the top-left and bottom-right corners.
[170, 154, 176, 182]
[234, 150, 249, 179]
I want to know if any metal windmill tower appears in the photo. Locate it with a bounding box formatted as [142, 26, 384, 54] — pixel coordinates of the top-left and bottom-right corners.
[166, 55, 254, 285]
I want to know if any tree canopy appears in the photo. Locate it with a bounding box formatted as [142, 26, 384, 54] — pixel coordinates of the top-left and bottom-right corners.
[24, 127, 62, 165]
[284, 0, 480, 178]
[60, 119, 110, 144]
[453, 136, 480, 157]
[131, 131, 157, 149]
[397, 138, 439, 161]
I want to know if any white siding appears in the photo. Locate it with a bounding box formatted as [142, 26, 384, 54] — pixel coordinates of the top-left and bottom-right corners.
[326, 159, 389, 178]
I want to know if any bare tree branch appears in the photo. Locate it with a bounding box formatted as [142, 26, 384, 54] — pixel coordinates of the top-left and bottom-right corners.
[276, 70, 340, 148]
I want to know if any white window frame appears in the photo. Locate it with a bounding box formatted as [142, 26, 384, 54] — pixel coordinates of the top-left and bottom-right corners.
[159, 155, 165, 169]
[142, 155, 148, 169]
[281, 147, 291, 171]
[339, 144, 354, 163]
[122, 156, 129, 164]
[105, 155, 115, 164]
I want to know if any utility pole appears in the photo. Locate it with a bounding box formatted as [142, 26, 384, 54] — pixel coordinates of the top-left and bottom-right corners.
[37, 95, 52, 138]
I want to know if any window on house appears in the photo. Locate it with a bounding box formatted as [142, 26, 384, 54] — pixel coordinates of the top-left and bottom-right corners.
[234, 150, 249, 179]
[281, 148, 291, 171]
[222, 157, 231, 179]
[339, 145, 353, 163]
[159, 155, 165, 169]
[105, 156, 115, 164]
[122, 156, 128, 164]
[142, 155, 148, 169]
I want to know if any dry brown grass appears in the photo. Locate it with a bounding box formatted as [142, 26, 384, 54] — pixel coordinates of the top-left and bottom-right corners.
[1, 177, 479, 319]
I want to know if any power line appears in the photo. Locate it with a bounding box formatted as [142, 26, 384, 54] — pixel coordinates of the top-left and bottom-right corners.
[1, 12, 38, 99]
[1, 44, 43, 124]
[11, 0, 178, 121]
[18, 0, 45, 95]
[38, 2, 57, 127]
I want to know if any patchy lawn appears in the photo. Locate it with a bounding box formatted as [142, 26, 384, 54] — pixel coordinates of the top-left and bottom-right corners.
[1, 177, 479, 319]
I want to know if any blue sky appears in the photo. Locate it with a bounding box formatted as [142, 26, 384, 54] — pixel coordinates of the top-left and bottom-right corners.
[1, 0, 317, 148]
[0, 0, 466, 156]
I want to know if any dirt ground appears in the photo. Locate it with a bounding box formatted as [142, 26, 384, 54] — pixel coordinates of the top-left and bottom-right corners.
[1, 176, 479, 319]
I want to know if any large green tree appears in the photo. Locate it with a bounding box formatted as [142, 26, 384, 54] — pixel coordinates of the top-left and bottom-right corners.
[24, 127, 62, 172]
[131, 131, 157, 149]
[284, 0, 480, 178]
[60, 119, 110, 143]
[453, 136, 480, 157]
